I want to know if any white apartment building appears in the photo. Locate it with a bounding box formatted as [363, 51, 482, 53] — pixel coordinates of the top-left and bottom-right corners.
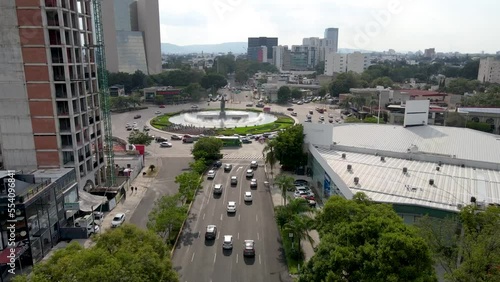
[272, 46, 291, 72]
[324, 52, 372, 75]
[477, 57, 500, 84]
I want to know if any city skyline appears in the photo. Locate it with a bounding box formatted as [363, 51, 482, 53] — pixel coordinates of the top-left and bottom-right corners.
[159, 0, 500, 53]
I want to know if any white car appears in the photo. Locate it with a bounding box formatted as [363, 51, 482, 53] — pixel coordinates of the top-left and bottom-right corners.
[160, 142, 172, 148]
[191, 105, 198, 109]
[111, 213, 125, 228]
[250, 161, 258, 169]
[155, 111, 161, 115]
[250, 179, 257, 188]
[227, 201, 236, 213]
[244, 192, 253, 202]
[294, 190, 314, 198]
[207, 170, 216, 179]
[222, 235, 233, 249]
[246, 169, 254, 178]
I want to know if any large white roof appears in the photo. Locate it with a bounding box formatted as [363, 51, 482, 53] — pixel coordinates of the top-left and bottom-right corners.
[331, 124, 500, 165]
[316, 148, 500, 212]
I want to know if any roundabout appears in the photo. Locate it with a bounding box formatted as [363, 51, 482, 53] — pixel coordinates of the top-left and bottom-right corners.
[150, 97, 295, 136]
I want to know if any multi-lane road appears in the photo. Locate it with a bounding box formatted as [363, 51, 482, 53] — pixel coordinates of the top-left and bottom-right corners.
[172, 160, 288, 282]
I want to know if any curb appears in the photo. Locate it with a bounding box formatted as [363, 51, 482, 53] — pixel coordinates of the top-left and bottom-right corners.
[169, 174, 204, 258]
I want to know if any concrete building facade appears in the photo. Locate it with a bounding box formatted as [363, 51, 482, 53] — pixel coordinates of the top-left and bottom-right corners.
[0, 0, 106, 191]
[102, 0, 162, 74]
[477, 57, 500, 84]
[272, 45, 291, 72]
[325, 52, 371, 75]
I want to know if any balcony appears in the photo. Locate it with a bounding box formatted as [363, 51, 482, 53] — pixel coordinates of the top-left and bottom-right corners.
[19, 178, 52, 202]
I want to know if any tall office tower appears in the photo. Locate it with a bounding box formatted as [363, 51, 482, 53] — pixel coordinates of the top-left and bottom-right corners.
[102, 0, 161, 74]
[248, 37, 278, 61]
[272, 46, 291, 72]
[324, 28, 339, 52]
[0, 0, 107, 190]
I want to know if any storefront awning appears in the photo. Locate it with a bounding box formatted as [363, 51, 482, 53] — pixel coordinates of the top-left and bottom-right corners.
[78, 190, 107, 212]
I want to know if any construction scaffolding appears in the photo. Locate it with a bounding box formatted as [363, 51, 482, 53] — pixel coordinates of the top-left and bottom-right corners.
[91, 0, 115, 186]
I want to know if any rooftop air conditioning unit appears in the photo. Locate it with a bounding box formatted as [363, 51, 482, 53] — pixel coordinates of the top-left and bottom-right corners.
[354, 177, 359, 185]
[403, 167, 408, 174]
[436, 167, 440, 171]
[457, 204, 463, 210]
[342, 153, 346, 159]
[429, 179, 434, 185]
[470, 196, 476, 203]
[347, 164, 352, 171]
[381, 156, 385, 162]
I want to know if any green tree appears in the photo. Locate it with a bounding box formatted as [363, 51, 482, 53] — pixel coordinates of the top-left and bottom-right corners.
[175, 171, 202, 204]
[318, 86, 327, 97]
[283, 214, 314, 260]
[330, 72, 364, 97]
[291, 88, 302, 99]
[274, 174, 295, 206]
[191, 137, 223, 162]
[200, 73, 227, 90]
[416, 205, 500, 282]
[262, 140, 277, 178]
[370, 76, 394, 88]
[147, 194, 187, 243]
[14, 225, 178, 282]
[273, 124, 307, 170]
[444, 78, 481, 94]
[189, 158, 208, 175]
[462, 92, 500, 107]
[128, 131, 154, 146]
[277, 86, 291, 104]
[300, 193, 437, 282]
[183, 83, 203, 102]
[154, 95, 165, 105]
[235, 71, 249, 84]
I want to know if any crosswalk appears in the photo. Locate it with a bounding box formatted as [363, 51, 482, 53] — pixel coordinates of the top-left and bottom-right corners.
[222, 153, 264, 160]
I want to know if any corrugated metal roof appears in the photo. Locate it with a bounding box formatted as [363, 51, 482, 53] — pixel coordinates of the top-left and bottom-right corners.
[316, 148, 500, 212]
[458, 107, 500, 114]
[331, 124, 500, 164]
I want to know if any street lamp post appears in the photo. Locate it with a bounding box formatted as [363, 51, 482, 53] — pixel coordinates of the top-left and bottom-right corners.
[377, 92, 382, 124]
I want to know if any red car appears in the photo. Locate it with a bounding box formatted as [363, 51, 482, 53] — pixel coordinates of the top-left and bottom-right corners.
[159, 105, 165, 108]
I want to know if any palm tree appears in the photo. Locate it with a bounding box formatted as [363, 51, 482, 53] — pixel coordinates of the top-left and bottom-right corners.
[262, 140, 277, 179]
[274, 174, 295, 205]
[283, 214, 314, 259]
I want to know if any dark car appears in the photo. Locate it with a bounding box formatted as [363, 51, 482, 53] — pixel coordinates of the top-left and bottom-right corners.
[255, 103, 265, 108]
[224, 164, 232, 172]
[309, 110, 313, 115]
[241, 138, 252, 144]
[133, 115, 141, 119]
[287, 107, 294, 111]
[205, 225, 217, 240]
[230, 176, 238, 186]
[246, 103, 253, 107]
[213, 160, 222, 168]
[155, 136, 168, 143]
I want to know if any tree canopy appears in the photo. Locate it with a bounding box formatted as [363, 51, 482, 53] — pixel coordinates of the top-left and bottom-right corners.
[462, 92, 500, 107]
[277, 86, 291, 104]
[13, 225, 178, 282]
[200, 73, 227, 90]
[127, 131, 154, 146]
[300, 193, 437, 282]
[191, 137, 223, 163]
[273, 124, 307, 170]
[416, 205, 500, 282]
[148, 194, 188, 242]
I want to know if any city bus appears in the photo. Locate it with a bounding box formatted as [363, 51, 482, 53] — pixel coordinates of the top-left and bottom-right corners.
[217, 136, 242, 147]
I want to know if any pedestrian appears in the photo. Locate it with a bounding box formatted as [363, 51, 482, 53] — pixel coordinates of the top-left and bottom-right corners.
[135, 187, 138, 192]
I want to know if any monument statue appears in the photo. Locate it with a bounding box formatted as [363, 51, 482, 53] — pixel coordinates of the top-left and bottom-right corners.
[220, 94, 226, 118]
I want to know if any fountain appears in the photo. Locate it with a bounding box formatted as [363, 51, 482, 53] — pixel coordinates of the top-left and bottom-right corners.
[168, 95, 277, 128]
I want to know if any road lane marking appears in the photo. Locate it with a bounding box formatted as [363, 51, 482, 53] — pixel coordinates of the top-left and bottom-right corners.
[237, 232, 239, 239]
[237, 166, 243, 171]
[217, 233, 219, 240]
[191, 252, 195, 262]
[259, 254, 262, 264]
[257, 233, 260, 240]
[213, 253, 217, 263]
[236, 254, 239, 264]
[238, 214, 240, 221]
[220, 214, 223, 221]
[256, 214, 258, 222]
[203, 213, 205, 220]
[187, 245, 190, 253]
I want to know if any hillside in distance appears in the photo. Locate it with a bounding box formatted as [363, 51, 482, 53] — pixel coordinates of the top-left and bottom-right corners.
[162, 42, 372, 54]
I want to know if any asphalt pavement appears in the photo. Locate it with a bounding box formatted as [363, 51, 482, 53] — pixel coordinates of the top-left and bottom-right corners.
[172, 160, 289, 282]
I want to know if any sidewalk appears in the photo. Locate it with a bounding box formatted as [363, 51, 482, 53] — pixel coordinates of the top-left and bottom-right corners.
[265, 166, 320, 263]
[84, 157, 161, 247]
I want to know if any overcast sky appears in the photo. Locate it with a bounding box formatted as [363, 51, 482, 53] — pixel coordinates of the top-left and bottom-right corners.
[158, 0, 499, 53]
